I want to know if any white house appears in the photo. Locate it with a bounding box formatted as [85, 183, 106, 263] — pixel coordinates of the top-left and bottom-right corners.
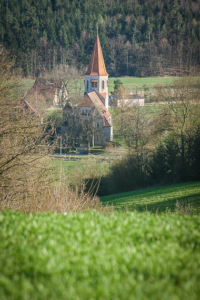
[109, 94, 144, 107]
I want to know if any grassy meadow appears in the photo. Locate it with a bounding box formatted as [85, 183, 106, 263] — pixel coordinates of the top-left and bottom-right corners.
[1, 210, 200, 300]
[50, 156, 110, 189]
[45, 109, 63, 127]
[108, 76, 180, 93]
[19, 78, 35, 93]
[20, 76, 188, 95]
[100, 182, 200, 213]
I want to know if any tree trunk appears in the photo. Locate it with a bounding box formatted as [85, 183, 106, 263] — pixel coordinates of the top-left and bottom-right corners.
[180, 133, 185, 182]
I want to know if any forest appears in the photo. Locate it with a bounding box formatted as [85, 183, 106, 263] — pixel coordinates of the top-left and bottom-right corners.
[0, 0, 200, 77]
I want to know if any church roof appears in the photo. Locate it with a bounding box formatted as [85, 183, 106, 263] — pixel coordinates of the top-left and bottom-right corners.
[99, 92, 107, 99]
[85, 36, 108, 76]
[78, 91, 111, 120]
[78, 95, 93, 108]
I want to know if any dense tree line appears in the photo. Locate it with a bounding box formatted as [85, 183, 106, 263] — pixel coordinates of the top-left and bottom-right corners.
[0, 0, 200, 77]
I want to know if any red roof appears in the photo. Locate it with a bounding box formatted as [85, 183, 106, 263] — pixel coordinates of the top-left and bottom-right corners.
[78, 91, 112, 122]
[100, 93, 106, 99]
[78, 95, 93, 108]
[85, 36, 108, 76]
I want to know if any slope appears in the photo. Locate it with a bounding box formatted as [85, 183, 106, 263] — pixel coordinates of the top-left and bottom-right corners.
[100, 182, 200, 213]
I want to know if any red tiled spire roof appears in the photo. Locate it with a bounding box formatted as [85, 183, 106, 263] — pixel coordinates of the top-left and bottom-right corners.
[85, 36, 108, 76]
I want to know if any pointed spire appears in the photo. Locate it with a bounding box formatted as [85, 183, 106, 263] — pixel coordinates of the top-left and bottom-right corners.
[85, 36, 108, 76]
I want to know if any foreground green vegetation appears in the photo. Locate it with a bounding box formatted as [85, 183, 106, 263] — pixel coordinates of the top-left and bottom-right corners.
[101, 182, 200, 213]
[0, 211, 200, 300]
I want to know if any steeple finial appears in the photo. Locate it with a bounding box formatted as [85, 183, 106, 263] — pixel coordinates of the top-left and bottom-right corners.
[97, 24, 98, 36]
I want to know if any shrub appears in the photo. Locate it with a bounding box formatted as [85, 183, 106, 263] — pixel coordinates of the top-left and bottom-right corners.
[102, 141, 121, 149]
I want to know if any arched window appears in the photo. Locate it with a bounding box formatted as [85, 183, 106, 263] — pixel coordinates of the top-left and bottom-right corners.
[87, 80, 89, 91]
[91, 80, 98, 88]
[102, 80, 104, 89]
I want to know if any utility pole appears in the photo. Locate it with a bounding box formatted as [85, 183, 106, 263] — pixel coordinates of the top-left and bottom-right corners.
[60, 135, 62, 156]
[127, 50, 129, 76]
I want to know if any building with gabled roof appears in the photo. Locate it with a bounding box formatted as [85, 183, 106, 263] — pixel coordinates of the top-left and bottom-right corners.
[62, 34, 113, 147]
[30, 78, 68, 107]
[77, 91, 113, 146]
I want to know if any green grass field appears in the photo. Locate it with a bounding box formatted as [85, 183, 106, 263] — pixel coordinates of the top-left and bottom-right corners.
[20, 77, 184, 94]
[19, 79, 35, 92]
[100, 182, 200, 213]
[108, 77, 180, 92]
[0, 210, 200, 300]
[20, 76, 200, 96]
[51, 157, 110, 186]
[45, 109, 63, 127]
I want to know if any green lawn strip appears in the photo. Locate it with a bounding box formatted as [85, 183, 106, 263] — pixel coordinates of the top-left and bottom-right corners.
[0, 211, 200, 300]
[51, 157, 109, 181]
[19, 77, 200, 94]
[111, 106, 161, 122]
[51, 159, 89, 180]
[45, 109, 63, 127]
[14, 79, 35, 95]
[108, 77, 179, 92]
[51, 160, 82, 175]
[20, 79, 35, 89]
[66, 78, 84, 94]
[100, 182, 200, 213]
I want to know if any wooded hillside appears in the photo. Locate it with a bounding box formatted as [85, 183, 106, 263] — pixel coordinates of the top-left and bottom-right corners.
[1, 0, 200, 77]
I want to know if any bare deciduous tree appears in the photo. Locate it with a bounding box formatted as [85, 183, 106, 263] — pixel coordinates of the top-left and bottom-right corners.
[0, 51, 55, 201]
[153, 78, 200, 181]
[114, 95, 153, 154]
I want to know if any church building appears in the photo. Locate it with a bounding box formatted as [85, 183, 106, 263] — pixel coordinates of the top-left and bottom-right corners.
[63, 35, 113, 147]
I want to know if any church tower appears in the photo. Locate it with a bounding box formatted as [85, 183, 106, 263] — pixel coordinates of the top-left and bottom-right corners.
[84, 35, 109, 109]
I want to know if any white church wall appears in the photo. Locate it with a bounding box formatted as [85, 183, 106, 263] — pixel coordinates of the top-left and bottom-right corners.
[85, 75, 108, 93]
[104, 126, 113, 142]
